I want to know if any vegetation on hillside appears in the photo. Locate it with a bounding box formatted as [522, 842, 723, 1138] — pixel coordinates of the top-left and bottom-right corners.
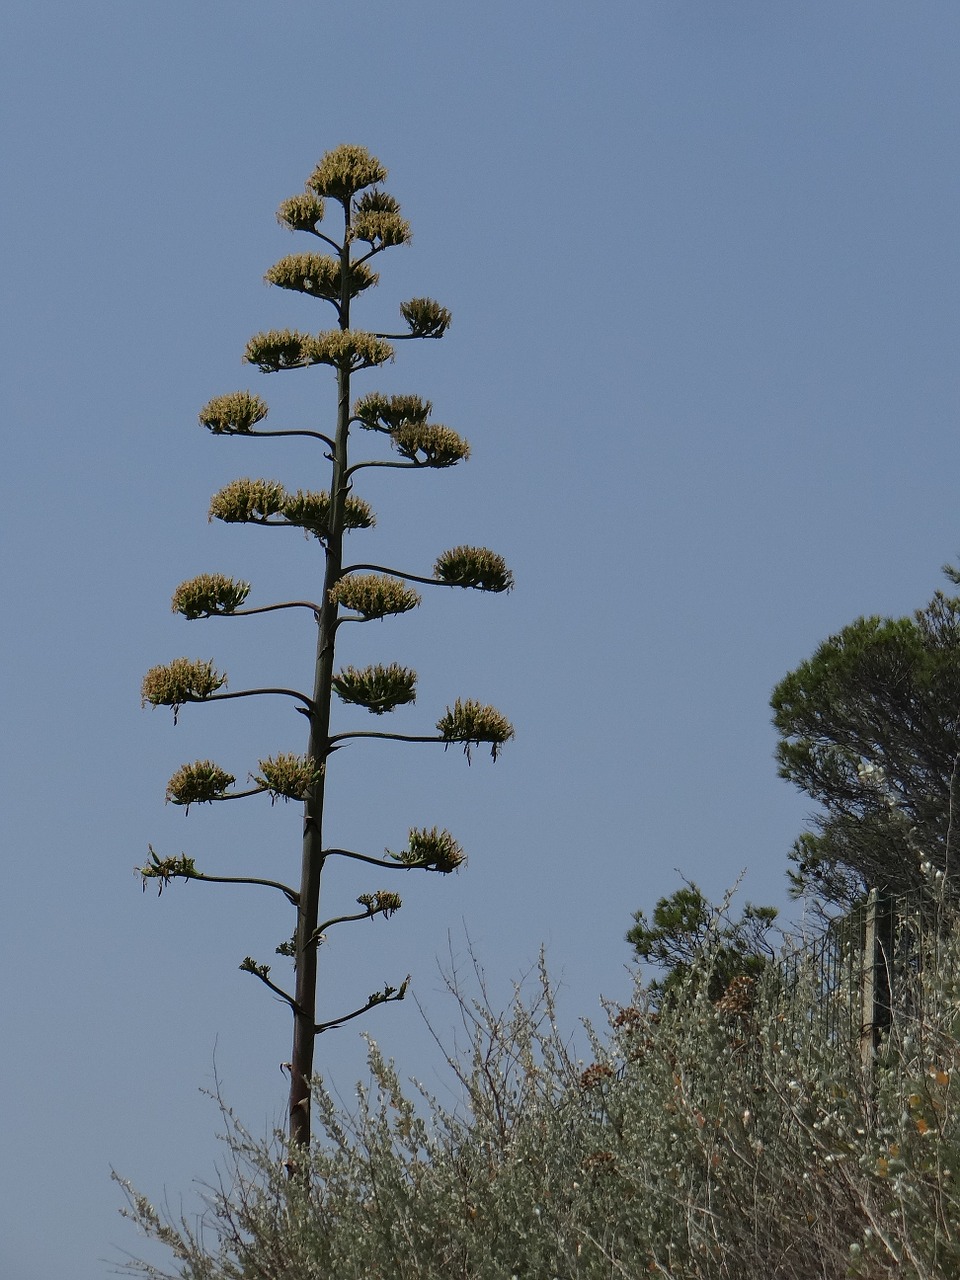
[119, 899, 960, 1279]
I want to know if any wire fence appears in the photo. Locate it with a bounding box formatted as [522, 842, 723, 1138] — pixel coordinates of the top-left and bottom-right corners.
[772, 886, 960, 1068]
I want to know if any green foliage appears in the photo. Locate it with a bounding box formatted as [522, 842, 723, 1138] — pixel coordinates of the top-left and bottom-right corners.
[434, 545, 513, 592]
[772, 583, 960, 905]
[264, 253, 379, 303]
[307, 144, 387, 201]
[332, 663, 417, 714]
[388, 826, 466, 873]
[436, 698, 514, 759]
[626, 882, 778, 1001]
[141, 658, 227, 720]
[329, 573, 421, 619]
[171, 573, 251, 619]
[254, 753, 323, 803]
[198, 391, 269, 434]
[399, 296, 451, 339]
[166, 760, 236, 809]
[119, 909, 960, 1280]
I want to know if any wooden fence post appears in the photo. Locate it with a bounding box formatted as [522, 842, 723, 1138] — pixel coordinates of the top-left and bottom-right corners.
[860, 886, 895, 1075]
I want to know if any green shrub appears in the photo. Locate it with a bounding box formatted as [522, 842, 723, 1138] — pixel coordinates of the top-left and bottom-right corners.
[118, 909, 960, 1279]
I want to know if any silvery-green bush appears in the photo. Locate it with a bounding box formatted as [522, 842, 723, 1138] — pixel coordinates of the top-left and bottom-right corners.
[118, 908, 960, 1280]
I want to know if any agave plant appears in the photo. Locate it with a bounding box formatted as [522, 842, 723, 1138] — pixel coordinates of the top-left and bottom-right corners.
[140, 144, 513, 1150]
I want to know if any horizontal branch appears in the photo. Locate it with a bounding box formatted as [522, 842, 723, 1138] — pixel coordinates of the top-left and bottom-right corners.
[322, 846, 417, 870]
[232, 427, 335, 449]
[341, 563, 455, 590]
[202, 786, 265, 802]
[205, 688, 316, 713]
[187, 869, 300, 906]
[193, 601, 323, 620]
[315, 978, 409, 1034]
[308, 904, 384, 947]
[344, 460, 421, 478]
[140, 846, 300, 905]
[327, 730, 445, 747]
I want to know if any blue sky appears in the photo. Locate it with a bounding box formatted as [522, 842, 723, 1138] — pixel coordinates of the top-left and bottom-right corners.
[2, 3, 960, 1275]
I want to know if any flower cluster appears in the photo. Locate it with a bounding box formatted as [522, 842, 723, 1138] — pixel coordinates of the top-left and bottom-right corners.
[388, 826, 466, 873]
[265, 254, 378, 303]
[254, 753, 323, 803]
[141, 658, 227, 720]
[434, 545, 513, 592]
[329, 574, 421, 620]
[332, 663, 417, 714]
[437, 699, 515, 759]
[166, 760, 236, 808]
[198, 391, 269, 434]
[171, 574, 251, 619]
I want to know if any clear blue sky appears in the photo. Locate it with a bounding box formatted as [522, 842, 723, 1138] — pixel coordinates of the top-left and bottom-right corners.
[2, 3, 959, 1275]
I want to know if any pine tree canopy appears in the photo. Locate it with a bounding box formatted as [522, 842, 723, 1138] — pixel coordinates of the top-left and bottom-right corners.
[772, 583, 960, 906]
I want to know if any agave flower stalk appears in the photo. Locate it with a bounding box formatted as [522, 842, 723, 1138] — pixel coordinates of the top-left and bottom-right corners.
[140, 146, 513, 1152]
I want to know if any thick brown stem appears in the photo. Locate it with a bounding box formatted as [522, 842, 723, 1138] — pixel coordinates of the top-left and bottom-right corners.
[288, 200, 353, 1151]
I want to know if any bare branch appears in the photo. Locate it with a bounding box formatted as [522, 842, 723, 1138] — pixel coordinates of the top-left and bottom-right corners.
[315, 977, 409, 1034]
[341, 562, 459, 590]
[204, 688, 316, 713]
[239, 958, 306, 1014]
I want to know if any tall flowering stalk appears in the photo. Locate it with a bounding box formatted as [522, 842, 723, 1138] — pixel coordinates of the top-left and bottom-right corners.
[140, 145, 513, 1149]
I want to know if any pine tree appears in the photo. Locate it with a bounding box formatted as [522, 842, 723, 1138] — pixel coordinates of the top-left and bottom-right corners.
[140, 145, 513, 1149]
[772, 572, 960, 907]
